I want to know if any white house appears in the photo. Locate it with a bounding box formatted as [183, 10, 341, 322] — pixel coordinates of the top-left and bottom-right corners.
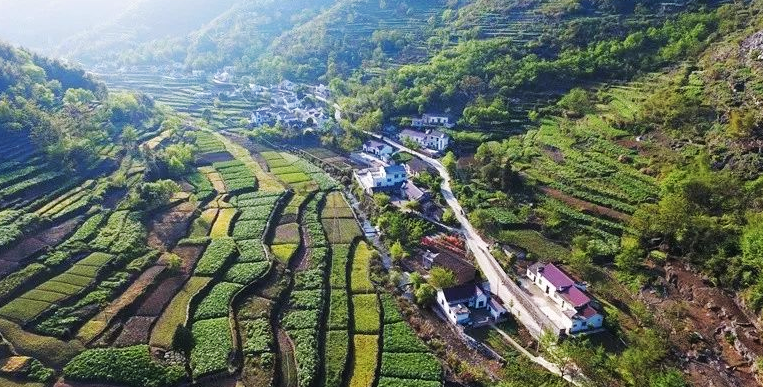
[353, 165, 407, 195]
[399, 129, 450, 152]
[436, 281, 506, 326]
[412, 113, 455, 128]
[527, 262, 604, 333]
[314, 84, 330, 98]
[279, 80, 297, 91]
[282, 96, 301, 111]
[362, 140, 394, 161]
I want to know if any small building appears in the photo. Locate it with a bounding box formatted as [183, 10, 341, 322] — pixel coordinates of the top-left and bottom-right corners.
[526, 262, 604, 334]
[402, 181, 428, 202]
[404, 158, 435, 178]
[282, 96, 301, 110]
[422, 249, 476, 285]
[412, 113, 455, 129]
[436, 281, 506, 326]
[279, 80, 297, 91]
[314, 84, 330, 98]
[362, 140, 394, 161]
[354, 165, 407, 195]
[399, 129, 450, 152]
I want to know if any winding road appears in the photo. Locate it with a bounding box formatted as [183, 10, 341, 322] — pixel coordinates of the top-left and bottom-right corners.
[365, 132, 563, 337]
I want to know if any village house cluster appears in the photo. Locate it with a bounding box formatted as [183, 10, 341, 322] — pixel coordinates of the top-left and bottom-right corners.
[247, 80, 330, 129]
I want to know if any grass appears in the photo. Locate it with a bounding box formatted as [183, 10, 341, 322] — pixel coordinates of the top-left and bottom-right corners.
[348, 335, 378, 387]
[210, 208, 237, 238]
[351, 242, 374, 294]
[0, 319, 83, 367]
[150, 277, 212, 349]
[352, 294, 380, 334]
[273, 223, 300, 245]
[189, 209, 217, 238]
[496, 230, 570, 262]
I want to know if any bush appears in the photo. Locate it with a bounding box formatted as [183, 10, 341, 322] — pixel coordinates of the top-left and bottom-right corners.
[324, 330, 349, 387]
[193, 282, 242, 321]
[194, 238, 236, 276]
[380, 353, 442, 381]
[352, 294, 380, 334]
[63, 345, 186, 387]
[190, 317, 233, 378]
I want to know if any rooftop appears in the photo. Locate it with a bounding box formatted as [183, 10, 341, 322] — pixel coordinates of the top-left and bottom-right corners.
[441, 281, 484, 304]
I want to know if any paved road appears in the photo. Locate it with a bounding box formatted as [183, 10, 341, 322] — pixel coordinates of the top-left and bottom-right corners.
[366, 132, 562, 337]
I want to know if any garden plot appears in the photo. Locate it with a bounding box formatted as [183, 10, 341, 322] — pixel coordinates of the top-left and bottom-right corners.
[0, 252, 114, 324]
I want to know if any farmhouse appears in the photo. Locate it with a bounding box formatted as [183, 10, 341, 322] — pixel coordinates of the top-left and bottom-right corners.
[404, 158, 435, 178]
[526, 262, 604, 333]
[362, 140, 394, 161]
[436, 281, 506, 326]
[399, 129, 450, 152]
[411, 113, 455, 128]
[354, 165, 407, 195]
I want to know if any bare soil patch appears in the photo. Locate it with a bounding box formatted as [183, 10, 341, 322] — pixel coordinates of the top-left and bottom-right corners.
[642, 262, 763, 387]
[113, 316, 155, 347]
[540, 187, 631, 222]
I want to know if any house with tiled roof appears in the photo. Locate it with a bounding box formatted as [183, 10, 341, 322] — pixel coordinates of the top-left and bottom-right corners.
[362, 140, 394, 161]
[399, 129, 450, 152]
[436, 281, 507, 326]
[526, 262, 604, 333]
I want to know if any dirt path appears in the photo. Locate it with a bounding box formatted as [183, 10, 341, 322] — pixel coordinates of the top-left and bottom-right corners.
[277, 329, 298, 387]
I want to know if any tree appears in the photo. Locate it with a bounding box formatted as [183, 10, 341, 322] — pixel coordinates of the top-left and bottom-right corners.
[171, 324, 193, 355]
[415, 283, 437, 306]
[442, 208, 457, 226]
[557, 88, 594, 116]
[373, 193, 391, 209]
[429, 267, 457, 288]
[389, 240, 408, 263]
[202, 108, 213, 123]
[121, 125, 138, 149]
[615, 236, 645, 273]
[442, 151, 457, 175]
[63, 88, 95, 105]
[137, 180, 180, 209]
[409, 272, 425, 289]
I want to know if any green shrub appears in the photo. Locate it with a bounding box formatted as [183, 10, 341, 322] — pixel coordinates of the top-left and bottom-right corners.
[63, 345, 186, 387]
